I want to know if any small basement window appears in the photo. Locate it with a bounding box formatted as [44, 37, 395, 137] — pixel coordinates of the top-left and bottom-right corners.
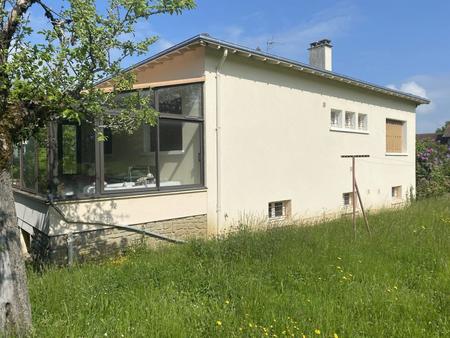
[343, 192, 354, 206]
[268, 200, 291, 219]
[345, 112, 356, 129]
[392, 186, 402, 200]
[330, 109, 342, 128]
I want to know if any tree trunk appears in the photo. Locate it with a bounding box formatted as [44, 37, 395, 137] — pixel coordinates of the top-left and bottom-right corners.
[0, 168, 32, 334]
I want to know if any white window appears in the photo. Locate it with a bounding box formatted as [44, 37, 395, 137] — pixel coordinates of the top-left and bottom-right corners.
[268, 200, 291, 219]
[345, 112, 356, 129]
[343, 192, 353, 206]
[330, 109, 342, 128]
[392, 186, 402, 200]
[358, 114, 368, 131]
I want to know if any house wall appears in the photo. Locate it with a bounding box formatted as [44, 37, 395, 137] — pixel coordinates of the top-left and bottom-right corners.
[47, 189, 207, 236]
[204, 49, 417, 233]
[45, 215, 207, 265]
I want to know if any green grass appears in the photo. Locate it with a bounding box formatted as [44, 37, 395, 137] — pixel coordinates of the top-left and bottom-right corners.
[28, 197, 450, 337]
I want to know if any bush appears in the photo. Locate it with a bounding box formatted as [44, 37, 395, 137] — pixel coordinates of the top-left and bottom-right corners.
[416, 139, 450, 199]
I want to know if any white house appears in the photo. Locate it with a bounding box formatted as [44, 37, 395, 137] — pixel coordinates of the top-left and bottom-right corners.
[13, 34, 429, 263]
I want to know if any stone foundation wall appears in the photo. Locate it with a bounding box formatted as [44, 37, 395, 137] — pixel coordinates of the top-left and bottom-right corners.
[32, 214, 207, 265]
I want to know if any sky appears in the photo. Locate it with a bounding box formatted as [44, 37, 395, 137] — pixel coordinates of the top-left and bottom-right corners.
[29, 0, 450, 132]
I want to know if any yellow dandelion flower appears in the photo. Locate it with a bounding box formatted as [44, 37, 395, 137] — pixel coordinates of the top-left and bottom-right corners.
[216, 320, 222, 326]
[314, 329, 321, 335]
[225, 300, 230, 304]
[334, 333, 339, 338]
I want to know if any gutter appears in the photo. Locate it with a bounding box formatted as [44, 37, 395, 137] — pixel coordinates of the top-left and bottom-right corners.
[215, 48, 228, 235]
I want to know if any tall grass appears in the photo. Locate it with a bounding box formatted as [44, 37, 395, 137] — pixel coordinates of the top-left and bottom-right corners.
[28, 197, 450, 337]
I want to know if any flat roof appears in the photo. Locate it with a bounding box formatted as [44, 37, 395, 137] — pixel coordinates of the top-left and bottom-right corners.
[99, 34, 430, 105]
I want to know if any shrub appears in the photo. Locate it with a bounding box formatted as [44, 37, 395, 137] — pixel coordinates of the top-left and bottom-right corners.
[416, 139, 450, 199]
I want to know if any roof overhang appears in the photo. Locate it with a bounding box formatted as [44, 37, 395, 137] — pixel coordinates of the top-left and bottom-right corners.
[97, 34, 430, 106]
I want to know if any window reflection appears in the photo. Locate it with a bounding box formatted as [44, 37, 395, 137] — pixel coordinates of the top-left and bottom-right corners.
[103, 125, 157, 192]
[159, 120, 202, 186]
[54, 122, 96, 199]
[13, 83, 204, 199]
[157, 83, 202, 117]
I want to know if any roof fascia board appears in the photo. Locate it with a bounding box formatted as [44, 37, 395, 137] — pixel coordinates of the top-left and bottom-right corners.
[96, 33, 429, 105]
[199, 35, 429, 105]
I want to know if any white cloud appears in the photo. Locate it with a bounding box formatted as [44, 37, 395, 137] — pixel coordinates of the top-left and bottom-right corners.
[401, 81, 427, 98]
[388, 74, 450, 132]
[220, 1, 358, 58]
[154, 38, 174, 52]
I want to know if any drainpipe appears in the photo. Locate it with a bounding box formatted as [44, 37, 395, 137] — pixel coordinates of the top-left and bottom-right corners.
[215, 48, 228, 236]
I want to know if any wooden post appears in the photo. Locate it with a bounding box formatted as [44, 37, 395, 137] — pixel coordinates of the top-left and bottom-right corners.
[352, 156, 356, 239]
[341, 154, 370, 238]
[355, 182, 371, 236]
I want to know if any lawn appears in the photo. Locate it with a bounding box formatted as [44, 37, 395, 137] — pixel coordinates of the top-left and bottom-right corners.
[28, 197, 450, 337]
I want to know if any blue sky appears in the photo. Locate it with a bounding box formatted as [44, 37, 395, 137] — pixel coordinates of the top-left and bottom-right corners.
[30, 0, 450, 132]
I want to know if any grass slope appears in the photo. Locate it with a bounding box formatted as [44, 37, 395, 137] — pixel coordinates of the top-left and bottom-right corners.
[28, 197, 450, 337]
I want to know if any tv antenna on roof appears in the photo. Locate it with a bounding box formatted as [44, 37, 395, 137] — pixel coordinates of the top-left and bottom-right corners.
[266, 36, 281, 52]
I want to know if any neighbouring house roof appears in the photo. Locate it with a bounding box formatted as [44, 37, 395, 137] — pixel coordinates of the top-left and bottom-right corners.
[416, 133, 437, 141]
[98, 34, 430, 106]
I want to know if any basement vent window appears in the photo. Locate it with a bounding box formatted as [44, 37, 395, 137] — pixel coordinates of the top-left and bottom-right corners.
[268, 200, 291, 220]
[392, 186, 402, 200]
[343, 192, 353, 206]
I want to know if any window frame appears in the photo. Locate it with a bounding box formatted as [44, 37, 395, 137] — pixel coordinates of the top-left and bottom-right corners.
[357, 113, 368, 131]
[14, 130, 49, 196]
[344, 111, 356, 129]
[99, 82, 205, 196]
[268, 200, 291, 220]
[12, 82, 206, 200]
[385, 118, 407, 155]
[391, 185, 402, 201]
[329, 108, 369, 135]
[330, 109, 342, 128]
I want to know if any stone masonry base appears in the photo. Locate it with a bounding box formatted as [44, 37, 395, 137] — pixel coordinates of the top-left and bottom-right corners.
[31, 214, 207, 265]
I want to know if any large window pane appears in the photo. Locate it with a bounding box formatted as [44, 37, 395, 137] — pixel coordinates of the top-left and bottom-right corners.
[22, 138, 37, 191]
[36, 128, 48, 195]
[157, 83, 202, 117]
[103, 125, 157, 192]
[61, 125, 77, 174]
[159, 120, 202, 186]
[55, 123, 96, 198]
[11, 145, 21, 187]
